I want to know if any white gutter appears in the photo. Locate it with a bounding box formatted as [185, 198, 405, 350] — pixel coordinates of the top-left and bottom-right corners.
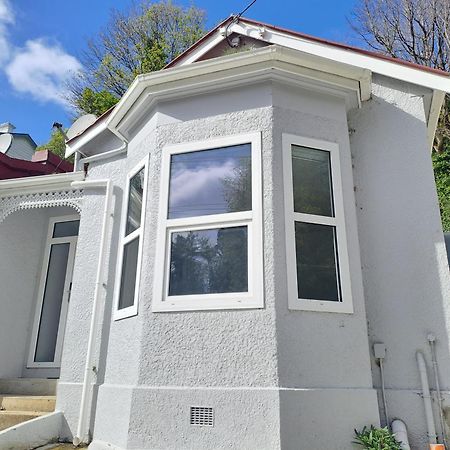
[80, 142, 127, 164]
[70, 178, 113, 446]
[416, 351, 438, 445]
[0, 171, 85, 197]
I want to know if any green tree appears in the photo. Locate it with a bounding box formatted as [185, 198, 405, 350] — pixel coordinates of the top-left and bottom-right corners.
[350, 0, 450, 230]
[75, 88, 119, 117]
[69, 0, 206, 115]
[36, 129, 66, 159]
[433, 147, 450, 231]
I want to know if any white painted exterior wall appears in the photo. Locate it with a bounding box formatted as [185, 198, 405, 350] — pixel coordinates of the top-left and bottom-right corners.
[57, 81, 383, 449]
[349, 74, 450, 449]
[0, 63, 443, 450]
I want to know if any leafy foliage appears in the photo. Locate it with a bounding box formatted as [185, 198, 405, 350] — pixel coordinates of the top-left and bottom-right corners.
[36, 129, 67, 159]
[68, 1, 206, 115]
[433, 146, 450, 231]
[354, 426, 402, 450]
[75, 88, 119, 117]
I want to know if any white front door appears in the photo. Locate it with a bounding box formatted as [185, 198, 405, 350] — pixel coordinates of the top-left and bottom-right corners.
[28, 215, 79, 369]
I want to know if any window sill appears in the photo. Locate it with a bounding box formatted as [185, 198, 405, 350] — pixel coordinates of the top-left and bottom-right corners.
[114, 306, 138, 321]
[288, 299, 354, 314]
[152, 297, 264, 312]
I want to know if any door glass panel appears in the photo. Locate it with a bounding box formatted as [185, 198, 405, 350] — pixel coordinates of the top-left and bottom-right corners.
[53, 220, 80, 238]
[126, 168, 145, 236]
[168, 144, 252, 219]
[34, 243, 70, 363]
[168, 226, 248, 296]
[295, 221, 341, 301]
[118, 237, 140, 310]
[292, 145, 334, 217]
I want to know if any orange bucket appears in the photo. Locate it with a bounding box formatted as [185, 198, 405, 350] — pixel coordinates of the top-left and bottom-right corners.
[429, 445, 445, 450]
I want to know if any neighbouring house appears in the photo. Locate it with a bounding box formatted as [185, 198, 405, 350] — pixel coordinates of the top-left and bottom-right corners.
[1, 17, 450, 450]
[0, 122, 37, 161]
[0, 122, 72, 179]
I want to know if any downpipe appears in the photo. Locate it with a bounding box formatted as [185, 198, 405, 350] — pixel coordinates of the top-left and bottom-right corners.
[417, 351, 438, 446]
[70, 178, 113, 446]
[427, 334, 448, 449]
[392, 419, 411, 450]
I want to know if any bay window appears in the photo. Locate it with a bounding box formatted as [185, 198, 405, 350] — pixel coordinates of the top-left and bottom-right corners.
[153, 133, 263, 312]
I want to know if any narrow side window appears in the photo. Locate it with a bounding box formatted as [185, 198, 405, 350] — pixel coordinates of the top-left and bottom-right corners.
[283, 134, 353, 313]
[114, 157, 148, 320]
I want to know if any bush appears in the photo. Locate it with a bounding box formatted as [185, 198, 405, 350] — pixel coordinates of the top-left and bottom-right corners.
[354, 426, 402, 450]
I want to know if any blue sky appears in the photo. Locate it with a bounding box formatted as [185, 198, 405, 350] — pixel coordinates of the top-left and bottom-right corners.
[0, 0, 358, 145]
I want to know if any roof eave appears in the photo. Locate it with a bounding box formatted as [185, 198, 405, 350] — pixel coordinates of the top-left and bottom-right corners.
[105, 45, 370, 141]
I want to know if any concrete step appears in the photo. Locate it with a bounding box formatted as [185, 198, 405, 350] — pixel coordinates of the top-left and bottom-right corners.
[0, 395, 56, 412]
[0, 378, 57, 396]
[0, 410, 47, 431]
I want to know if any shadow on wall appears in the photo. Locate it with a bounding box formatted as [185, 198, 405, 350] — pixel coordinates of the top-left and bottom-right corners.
[445, 234, 450, 266]
[348, 87, 450, 450]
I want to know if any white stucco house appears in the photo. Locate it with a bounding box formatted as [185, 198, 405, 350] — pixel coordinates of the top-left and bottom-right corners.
[1, 16, 450, 450]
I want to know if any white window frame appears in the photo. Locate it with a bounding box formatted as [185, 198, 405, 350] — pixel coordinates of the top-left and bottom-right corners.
[113, 156, 149, 320]
[282, 133, 353, 314]
[28, 214, 79, 368]
[153, 132, 263, 312]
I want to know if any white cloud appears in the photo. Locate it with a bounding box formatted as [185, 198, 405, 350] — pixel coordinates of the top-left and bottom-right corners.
[5, 39, 82, 106]
[0, 0, 14, 64]
[0, 0, 82, 107]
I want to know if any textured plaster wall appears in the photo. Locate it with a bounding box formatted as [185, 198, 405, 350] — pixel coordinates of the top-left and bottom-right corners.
[349, 74, 450, 449]
[0, 206, 76, 379]
[55, 82, 380, 449]
[271, 84, 380, 449]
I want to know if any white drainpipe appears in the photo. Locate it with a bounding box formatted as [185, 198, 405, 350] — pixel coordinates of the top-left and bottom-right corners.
[416, 351, 438, 445]
[391, 419, 411, 450]
[70, 178, 113, 446]
[427, 334, 448, 448]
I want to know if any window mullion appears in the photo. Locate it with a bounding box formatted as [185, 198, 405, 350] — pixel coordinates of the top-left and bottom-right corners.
[293, 212, 337, 227]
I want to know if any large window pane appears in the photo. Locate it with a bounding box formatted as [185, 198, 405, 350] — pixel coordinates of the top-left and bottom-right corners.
[292, 145, 334, 217]
[169, 226, 248, 295]
[295, 221, 340, 301]
[35, 243, 70, 362]
[126, 168, 145, 236]
[53, 220, 80, 238]
[168, 144, 251, 219]
[118, 237, 139, 310]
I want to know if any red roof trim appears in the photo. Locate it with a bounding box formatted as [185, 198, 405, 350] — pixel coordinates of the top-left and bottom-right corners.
[166, 16, 449, 77]
[0, 152, 73, 180]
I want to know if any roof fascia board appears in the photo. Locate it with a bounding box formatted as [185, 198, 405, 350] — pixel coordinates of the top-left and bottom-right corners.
[173, 20, 450, 93]
[116, 65, 361, 137]
[0, 171, 85, 197]
[107, 46, 369, 135]
[65, 119, 108, 158]
[427, 90, 445, 150]
[256, 25, 450, 92]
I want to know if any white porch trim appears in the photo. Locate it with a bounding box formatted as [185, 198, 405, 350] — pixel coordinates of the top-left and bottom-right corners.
[0, 172, 85, 223]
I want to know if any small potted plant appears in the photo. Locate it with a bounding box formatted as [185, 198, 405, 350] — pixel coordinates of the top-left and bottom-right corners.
[354, 425, 403, 450]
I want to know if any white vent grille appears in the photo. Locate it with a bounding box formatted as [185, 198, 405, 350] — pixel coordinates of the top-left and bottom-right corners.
[190, 406, 214, 427]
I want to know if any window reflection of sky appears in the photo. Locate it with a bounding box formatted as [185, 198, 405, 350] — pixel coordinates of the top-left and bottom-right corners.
[168, 144, 251, 219]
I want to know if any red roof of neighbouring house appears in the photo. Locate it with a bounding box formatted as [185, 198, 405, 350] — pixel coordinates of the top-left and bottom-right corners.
[0, 150, 73, 180]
